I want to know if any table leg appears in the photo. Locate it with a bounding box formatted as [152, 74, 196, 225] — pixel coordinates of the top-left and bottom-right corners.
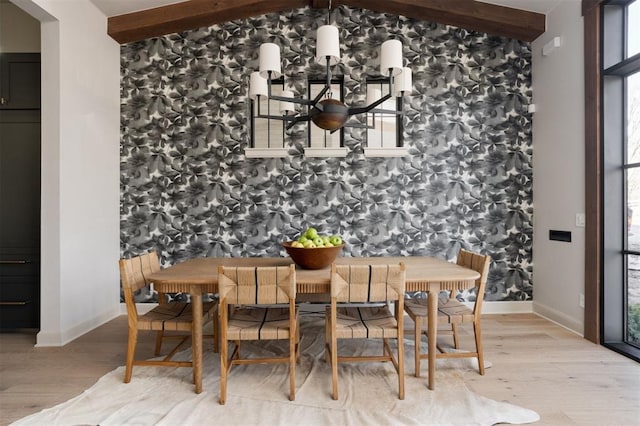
[191, 285, 203, 394]
[427, 282, 438, 390]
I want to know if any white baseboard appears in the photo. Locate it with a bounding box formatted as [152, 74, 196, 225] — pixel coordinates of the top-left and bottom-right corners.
[120, 302, 157, 315]
[532, 301, 584, 336]
[478, 301, 533, 314]
[36, 307, 121, 347]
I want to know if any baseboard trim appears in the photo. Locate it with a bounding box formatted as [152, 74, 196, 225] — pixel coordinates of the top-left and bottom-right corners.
[480, 301, 533, 314]
[119, 302, 156, 315]
[532, 301, 584, 336]
[36, 307, 121, 347]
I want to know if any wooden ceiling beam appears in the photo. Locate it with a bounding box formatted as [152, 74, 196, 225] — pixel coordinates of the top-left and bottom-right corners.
[108, 0, 309, 44]
[108, 0, 545, 44]
[341, 0, 545, 42]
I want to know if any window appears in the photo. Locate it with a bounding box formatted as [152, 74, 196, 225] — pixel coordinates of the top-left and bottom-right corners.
[628, 0, 640, 57]
[250, 78, 286, 150]
[602, 0, 640, 361]
[365, 79, 402, 150]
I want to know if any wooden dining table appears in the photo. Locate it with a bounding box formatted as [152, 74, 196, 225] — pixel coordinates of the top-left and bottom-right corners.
[148, 256, 480, 393]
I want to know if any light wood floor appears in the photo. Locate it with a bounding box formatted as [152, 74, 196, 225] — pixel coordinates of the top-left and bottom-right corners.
[1, 313, 638, 425]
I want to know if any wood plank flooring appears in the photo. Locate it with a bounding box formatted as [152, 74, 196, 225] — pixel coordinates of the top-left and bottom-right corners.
[1, 313, 638, 425]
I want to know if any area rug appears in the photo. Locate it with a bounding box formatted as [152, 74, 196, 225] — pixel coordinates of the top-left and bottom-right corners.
[12, 314, 539, 426]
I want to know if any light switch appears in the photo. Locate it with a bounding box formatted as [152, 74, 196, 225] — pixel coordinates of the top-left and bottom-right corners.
[576, 213, 586, 228]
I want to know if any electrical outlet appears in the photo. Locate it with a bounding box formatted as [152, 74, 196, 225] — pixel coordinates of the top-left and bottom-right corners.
[576, 213, 586, 228]
[579, 293, 585, 308]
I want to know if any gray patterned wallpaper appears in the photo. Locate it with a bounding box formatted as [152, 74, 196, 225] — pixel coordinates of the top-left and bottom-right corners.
[120, 6, 533, 303]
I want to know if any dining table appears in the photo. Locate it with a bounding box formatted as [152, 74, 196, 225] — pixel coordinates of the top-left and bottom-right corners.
[147, 255, 480, 393]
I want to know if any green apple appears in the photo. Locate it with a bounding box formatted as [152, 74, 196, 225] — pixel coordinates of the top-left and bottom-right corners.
[325, 242, 334, 247]
[305, 227, 318, 239]
[298, 236, 309, 244]
[302, 240, 315, 248]
[313, 237, 324, 247]
[322, 236, 330, 245]
[329, 235, 342, 246]
[291, 241, 304, 248]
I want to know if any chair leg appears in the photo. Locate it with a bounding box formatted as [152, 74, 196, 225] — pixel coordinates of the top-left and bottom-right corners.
[331, 328, 339, 400]
[414, 317, 422, 377]
[397, 335, 405, 400]
[124, 328, 138, 383]
[289, 329, 296, 401]
[220, 336, 228, 405]
[473, 320, 485, 375]
[452, 323, 459, 349]
[154, 330, 164, 356]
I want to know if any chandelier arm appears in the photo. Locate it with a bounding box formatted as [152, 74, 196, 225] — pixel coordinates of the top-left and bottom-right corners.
[347, 92, 392, 116]
[285, 114, 312, 130]
[255, 113, 299, 121]
[368, 108, 403, 114]
[265, 70, 313, 106]
[310, 85, 330, 108]
[255, 96, 295, 121]
[268, 94, 316, 106]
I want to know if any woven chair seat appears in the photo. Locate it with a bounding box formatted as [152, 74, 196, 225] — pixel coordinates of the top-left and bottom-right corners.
[437, 299, 475, 324]
[138, 302, 218, 332]
[331, 306, 398, 339]
[226, 306, 297, 340]
[405, 298, 474, 325]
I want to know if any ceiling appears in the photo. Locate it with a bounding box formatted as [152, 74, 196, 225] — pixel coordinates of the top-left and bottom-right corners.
[90, 0, 187, 16]
[90, 0, 560, 17]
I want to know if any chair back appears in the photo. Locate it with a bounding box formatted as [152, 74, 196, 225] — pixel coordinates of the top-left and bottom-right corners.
[218, 265, 296, 305]
[456, 249, 491, 317]
[119, 251, 161, 324]
[119, 251, 161, 292]
[331, 263, 406, 303]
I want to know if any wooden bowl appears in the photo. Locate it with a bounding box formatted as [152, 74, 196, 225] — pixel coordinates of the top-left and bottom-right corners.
[281, 241, 345, 270]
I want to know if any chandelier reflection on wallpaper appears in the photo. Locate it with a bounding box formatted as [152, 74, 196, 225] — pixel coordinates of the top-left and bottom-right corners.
[248, 4, 412, 133]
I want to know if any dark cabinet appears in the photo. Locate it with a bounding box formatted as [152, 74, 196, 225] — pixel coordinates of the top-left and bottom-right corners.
[0, 53, 41, 109]
[0, 53, 41, 331]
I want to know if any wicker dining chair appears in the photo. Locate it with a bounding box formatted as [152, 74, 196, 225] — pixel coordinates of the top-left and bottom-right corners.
[325, 262, 406, 400]
[217, 264, 299, 405]
[404, 249, 491, 377]
[119, 251, 218, 384]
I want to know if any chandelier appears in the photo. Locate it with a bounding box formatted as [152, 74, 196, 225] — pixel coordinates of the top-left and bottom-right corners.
[248, 4, 412, 133]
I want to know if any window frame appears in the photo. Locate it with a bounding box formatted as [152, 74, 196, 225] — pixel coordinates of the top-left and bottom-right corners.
[601, 0, 640, 361]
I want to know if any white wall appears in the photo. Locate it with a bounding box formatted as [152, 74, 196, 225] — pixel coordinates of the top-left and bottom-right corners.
[531, 0, 585, 334]
[0, 1, 40, 52]
[12, 0, 121, 345]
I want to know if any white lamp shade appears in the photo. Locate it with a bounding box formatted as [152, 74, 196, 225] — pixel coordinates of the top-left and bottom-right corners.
[316, 25, 340, 66]
[280, 90, 295, 114]
[367, 87, 382, 106]
[394, 67, 412, 96]
[380, 39, 403, 76]
[259, 43, 281, 79]
[249, 71, 268, 100]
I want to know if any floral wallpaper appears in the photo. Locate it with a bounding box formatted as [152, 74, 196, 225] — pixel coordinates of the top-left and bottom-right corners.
[120, 6, 533, 303]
